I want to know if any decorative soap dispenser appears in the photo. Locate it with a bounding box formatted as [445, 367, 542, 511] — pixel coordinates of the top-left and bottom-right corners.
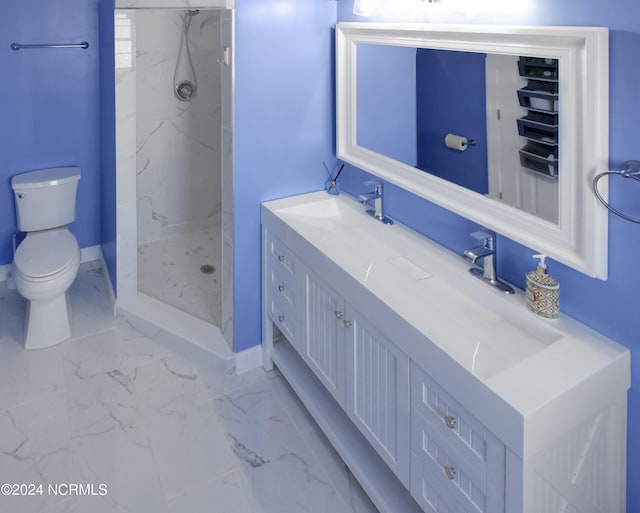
[526, 254, 559, 319]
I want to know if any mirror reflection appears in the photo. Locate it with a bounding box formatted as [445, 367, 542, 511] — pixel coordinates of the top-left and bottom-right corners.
[356, 44, 560, 224]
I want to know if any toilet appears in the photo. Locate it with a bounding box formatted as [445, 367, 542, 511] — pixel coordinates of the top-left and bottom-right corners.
[11, 167, 81, 349]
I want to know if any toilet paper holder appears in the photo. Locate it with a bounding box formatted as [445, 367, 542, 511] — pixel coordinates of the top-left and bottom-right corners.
[444, 133, 477, 151]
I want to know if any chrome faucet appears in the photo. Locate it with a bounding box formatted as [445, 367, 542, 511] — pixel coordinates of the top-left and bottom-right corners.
[463, 231, 514, 294]
[358, 181, 393, 225]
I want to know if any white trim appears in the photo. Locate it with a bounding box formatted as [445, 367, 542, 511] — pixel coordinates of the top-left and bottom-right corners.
[80, 244, 102, 264]
[336, 23, 609, 279]
[234, 344, 263, 374]
[0, 263, 11, 282]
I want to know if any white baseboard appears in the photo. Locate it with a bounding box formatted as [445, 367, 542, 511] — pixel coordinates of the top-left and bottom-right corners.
[234, 344, 263, 374]
[0, 244, 102, 283]
[80, 244, 101, 263]
[0, 263, 11, 282]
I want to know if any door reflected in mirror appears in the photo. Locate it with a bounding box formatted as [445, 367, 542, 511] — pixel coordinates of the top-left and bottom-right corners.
[356, 44, 559, 223]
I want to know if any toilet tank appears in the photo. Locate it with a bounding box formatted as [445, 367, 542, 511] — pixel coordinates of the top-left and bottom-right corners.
[12, 167, 81, 232]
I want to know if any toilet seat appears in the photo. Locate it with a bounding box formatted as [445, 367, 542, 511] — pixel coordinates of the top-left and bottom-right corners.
[14, 228, 79, 280]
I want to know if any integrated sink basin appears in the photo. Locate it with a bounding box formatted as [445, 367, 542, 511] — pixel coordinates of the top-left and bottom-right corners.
[262, 190, 630, 512]
[264, 191, 567, 381]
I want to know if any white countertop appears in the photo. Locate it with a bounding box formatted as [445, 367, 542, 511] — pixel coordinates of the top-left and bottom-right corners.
[262, 191, 630, 455]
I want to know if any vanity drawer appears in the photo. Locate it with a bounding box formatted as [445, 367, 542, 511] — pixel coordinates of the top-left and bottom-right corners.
[268, 260, 299, 310]
[410, 364, 505, 513]
[269, 294, 299, 347]
[266, 232, 297, 276]
[411, 407, 488, 513]
[411, 364, 489, 465]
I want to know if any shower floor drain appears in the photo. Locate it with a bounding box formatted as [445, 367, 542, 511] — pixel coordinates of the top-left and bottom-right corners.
[200, 264, 216, 275]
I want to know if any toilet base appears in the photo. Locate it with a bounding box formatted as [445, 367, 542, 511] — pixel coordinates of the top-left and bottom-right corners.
[24, 294, 72, 349]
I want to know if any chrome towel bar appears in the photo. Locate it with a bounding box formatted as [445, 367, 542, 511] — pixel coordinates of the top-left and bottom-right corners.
[10, 41, 89, 51]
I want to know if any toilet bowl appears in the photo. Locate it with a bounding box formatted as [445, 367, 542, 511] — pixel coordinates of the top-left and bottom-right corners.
[12, 228, 81, 349]
[11, 167, 81, 349]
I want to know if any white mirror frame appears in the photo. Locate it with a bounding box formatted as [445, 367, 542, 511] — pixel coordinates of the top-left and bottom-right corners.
[337, 23, 609, 279]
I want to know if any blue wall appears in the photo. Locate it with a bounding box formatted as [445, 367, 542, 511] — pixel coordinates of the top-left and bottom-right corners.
[234, 0, 336, 351]
[357, 44, 417, 165]
[0, 0, 102, 263]
[416, 49, 488, 193]
[338, 1, 639, 511]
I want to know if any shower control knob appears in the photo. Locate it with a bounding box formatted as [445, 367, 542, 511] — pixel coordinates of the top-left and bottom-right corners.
[278, 315, 285, 323]
[278, 285, 285, 292]
[334, 311, 343, 319]
[343, 319, 352, 328]
[278, 255, 285, 262]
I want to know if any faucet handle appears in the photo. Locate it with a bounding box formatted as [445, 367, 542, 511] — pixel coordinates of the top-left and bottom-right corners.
[470, 230, 495, 249]
[363, 180, 382, 194]
[470, 229, 493, 240]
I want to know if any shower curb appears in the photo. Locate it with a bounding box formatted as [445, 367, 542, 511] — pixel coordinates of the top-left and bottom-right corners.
[118, 294, 235, 373]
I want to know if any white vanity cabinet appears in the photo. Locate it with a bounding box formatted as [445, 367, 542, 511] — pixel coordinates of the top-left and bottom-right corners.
[261, 192, 630, 513]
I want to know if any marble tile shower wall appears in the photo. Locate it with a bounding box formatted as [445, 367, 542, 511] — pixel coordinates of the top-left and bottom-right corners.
[136, 11, 222, 245]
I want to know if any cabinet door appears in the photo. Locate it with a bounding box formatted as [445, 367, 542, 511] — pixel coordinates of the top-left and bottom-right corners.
[345, 304, 410, 487]
[304, 273, 346, 408]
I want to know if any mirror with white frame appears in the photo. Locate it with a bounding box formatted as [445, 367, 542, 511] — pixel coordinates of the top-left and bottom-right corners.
[337, 23, 609, 279]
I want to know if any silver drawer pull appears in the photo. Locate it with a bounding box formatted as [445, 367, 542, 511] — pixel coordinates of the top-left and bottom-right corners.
[278, 285, 285, 292]
[443, 465, 457, 480]
[278, 315, 285, 322]
[444, 415, 457, 429]
[278, 255, 285, 262]
[334, 310, 343, 319]
[343, 319, 352, 328]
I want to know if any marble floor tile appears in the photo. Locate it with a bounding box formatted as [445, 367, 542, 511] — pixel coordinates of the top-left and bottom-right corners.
[0, 332, 67, 411]
[166, 470, 264, 513]
[67, 261, 118, 338]
[0, 263, 380, 513]
[0, 393, 73, 513]
[135, 353, 239, 501]
[215, 381, 362, 513]
[64, 331, 167, 513]
[0, 286, 27, 344]
[269, 372, 317, 435]
[137, 224, 222, 326]
[303, 427, 380, 513]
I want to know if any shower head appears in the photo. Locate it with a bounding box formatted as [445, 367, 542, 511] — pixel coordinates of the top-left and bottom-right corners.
[187, 9, 200, 16]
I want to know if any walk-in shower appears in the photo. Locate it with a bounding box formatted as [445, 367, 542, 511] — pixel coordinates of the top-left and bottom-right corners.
[114, 7, 234, 357]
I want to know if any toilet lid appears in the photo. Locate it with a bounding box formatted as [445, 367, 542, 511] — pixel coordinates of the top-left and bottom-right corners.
[14, 229, 79, 279]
